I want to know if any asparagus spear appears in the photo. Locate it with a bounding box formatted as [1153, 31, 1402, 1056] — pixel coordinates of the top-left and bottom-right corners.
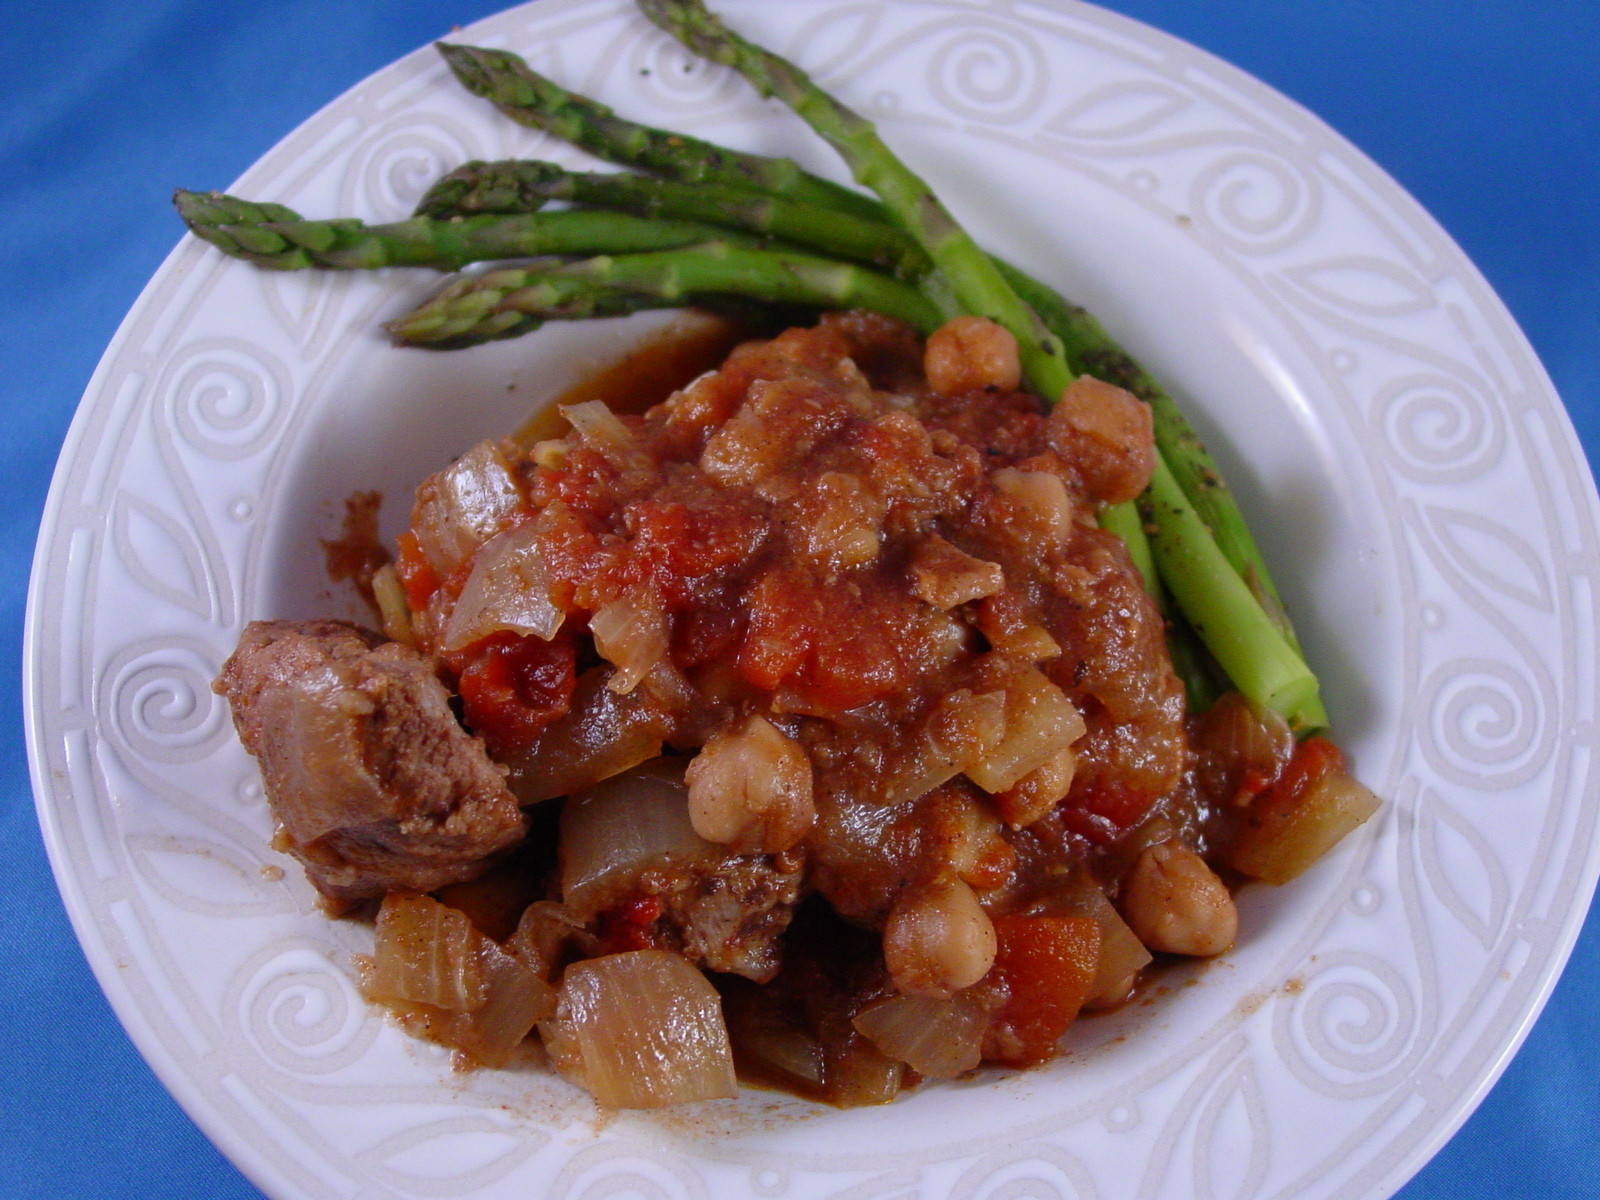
[390, 272, 680, 346]
[174, 189, 765, 270]
[436, 42, 885, 223]
[1140, 454, 1319, 722]
[415, 159, 931, 276]
[390, 242, 943, 347]
[635, 0, 1073, 406]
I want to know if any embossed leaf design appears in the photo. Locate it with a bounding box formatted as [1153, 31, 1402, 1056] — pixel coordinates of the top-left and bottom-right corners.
[127, 835, 295, 918]
[550, 1141, 712, 1200]
[1282, 254, 1435, 317]
[948, 1144, 1096, 1200]
[259, 268, 347, 356]
[356, 1115, 546, 1194]
[1043, 81, 1190, 141]
[110, 490, 214, 620]
[1417, 786, 1510, 950]
[792, 3, 885, 79]
[1424, 504, 1554, 612]
[1193, 1054, 1270, 1200]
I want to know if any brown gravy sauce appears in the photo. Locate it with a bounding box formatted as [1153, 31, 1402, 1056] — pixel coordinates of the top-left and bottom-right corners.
[511, 313, 752, 446]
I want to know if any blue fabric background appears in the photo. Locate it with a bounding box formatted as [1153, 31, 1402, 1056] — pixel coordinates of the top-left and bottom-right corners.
[3, 1, 1595, 1196]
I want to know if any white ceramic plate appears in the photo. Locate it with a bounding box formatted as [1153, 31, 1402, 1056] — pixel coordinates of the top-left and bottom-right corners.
[26, 2, 1600, 1198]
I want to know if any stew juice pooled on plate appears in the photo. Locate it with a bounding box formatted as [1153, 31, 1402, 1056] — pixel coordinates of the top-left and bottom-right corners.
[214, 310, 1379, 1109]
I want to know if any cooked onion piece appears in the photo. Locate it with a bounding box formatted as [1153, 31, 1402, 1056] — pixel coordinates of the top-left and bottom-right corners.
[361, 893, 555, 1067]
[908, 534, 1005, 610]
[819, 1029, 905, 1108]
[440, 524, 564, 652]
[503, 668, 673, 803]
[364, 893, 486, 1011]
[561, 399, 642, 469]
[558, 759, 717, 920]
[1193, 690, 1295, 804]
[1229, 739, 1381, 884]
[370, 563, 416, 648]
[410, 440, 526, 580]
[853, 994, 988, 1078]
[958, 664, 1087, 795]
[544, 950, 738, 1108]
[589, 593, 669, 695]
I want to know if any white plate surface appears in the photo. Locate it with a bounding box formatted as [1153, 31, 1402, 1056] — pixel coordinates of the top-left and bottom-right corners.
[26, 2, 1600, 1198]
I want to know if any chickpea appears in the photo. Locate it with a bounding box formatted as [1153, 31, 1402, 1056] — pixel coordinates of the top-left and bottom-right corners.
[882, 876, 997, 997]
[992, 467, 1076, 541]
[685, 714, 815, 853]
[1119, 841, 1237, 958]
[925, 316, 1022, 395]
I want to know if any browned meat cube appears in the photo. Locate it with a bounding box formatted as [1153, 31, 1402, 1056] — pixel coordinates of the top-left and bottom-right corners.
[214, 619, 527, 911]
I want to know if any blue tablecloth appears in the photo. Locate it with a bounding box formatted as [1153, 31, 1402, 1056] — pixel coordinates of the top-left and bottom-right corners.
[3, 1, 1595, 1196]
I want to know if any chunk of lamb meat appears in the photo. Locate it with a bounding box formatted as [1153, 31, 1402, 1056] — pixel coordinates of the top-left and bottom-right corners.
[214, 619, 528, 912]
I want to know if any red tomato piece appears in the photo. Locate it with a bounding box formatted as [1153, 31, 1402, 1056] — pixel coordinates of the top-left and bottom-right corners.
[987, 914, 1100, 1066]
[454, 631, 577, 755]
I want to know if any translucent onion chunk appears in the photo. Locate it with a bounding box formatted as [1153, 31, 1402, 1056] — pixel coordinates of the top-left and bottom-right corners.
[561, 400, 641, 467]
[546, 950, 738, 1108]
[558, 759, 719, 920]
[440, 524, 564, 652]
[411, 440, 526, 580]
[853, 994, 987, 1078]
[362, 894, 555, 1068]
[589, 594, 669, 695]
[503, 667, 672, 804]
[363, 893, 485, 1012]
[1230, 756, 1382, 885]
[945, 664, 1086, 795]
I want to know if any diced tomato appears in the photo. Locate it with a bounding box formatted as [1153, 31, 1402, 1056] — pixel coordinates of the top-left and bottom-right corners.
[394, 530, 439, 611]
[617, 495, 764, 606]
[987, 914, 1100, 1066]
[596, 894, 666, 954]
[1059, 779, 1157, 846]
[737, 567, 919, 710]
[737, 570, 815, 692]
[453, 631, 577, 755]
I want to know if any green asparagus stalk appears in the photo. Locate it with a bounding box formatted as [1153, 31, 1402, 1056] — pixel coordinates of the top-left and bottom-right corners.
[436, 42, 885, 223]
[414, 159, 931, 276]
[390, 272, 681, 346]
[390, 242, 943, 347]
[174, 189, 765, 270]
[1140, 453, 1320, 725]
[635, 0, 1073, 406]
